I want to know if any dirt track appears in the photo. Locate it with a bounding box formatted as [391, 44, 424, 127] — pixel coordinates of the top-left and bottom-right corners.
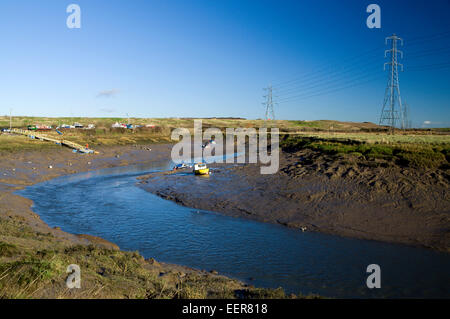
[139, 149, 450, 252]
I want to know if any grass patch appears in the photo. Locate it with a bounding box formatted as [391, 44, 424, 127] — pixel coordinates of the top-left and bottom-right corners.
[0, 223, 302, 299]
[0, 135, 60, 153]
[0, 257, 55, 298]
[281, 135, 450, 168]
[1, 117, 449, 152]
[289, 121, 323, 128]
[0, 242, 20, 257]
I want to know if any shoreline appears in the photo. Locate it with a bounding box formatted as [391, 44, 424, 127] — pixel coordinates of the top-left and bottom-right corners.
[138, 149, 449, 253]
[0, 145, 291, 299]
[1, 141, 448, 298]
[1, 144, 172, 247]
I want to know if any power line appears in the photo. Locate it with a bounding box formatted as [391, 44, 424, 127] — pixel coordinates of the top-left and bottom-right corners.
[278, 73, 383, 104]
[276, 55, 448, 105]
[277, 61, 382, 99]
[272, 45, 384, 90]
[278, 54, 448, 105]
[379, 34, 405, 131]
[262, 85, 276, 122]
[407, 45, 450, 56]
[407, 61, 450, 71]
[271, 30, 450, 90]
[276, 55, 383, 96]
[278, 45, 449, 99]
[264, 30, 449, 113]
[405, 30, 450, 46]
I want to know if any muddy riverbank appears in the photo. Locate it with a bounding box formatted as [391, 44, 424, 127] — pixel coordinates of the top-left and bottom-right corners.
[0, 144, 280, 298]
[0, 144, 171, 246]
[138, 149, 450, 252]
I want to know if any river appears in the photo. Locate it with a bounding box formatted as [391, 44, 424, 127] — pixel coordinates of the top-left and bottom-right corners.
[18, 161, 450, 298]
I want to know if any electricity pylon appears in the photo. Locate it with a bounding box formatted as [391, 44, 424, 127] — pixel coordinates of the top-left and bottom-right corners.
[379, 34, 405, 132]
[403, 102, 411, 129]
[263, 85, 276, 123]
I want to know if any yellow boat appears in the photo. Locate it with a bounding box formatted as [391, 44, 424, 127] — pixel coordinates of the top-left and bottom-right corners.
[193, 163, 210, 175]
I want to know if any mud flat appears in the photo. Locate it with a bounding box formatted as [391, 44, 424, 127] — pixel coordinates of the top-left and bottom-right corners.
[0, 144, 171, 243]
[138, 148, 450, 252]
[0, 144, 288, 298]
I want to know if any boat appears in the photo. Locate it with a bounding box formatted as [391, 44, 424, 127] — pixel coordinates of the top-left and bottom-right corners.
[173, 163, 189, 170]
[27, 125, 52, 131]
[193, 163, 210, 175]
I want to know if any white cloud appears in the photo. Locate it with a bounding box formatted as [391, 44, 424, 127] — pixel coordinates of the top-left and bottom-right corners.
[96, 89, 120, 98]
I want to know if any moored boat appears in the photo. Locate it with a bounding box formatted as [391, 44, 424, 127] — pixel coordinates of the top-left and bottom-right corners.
[193, 163, 210, 175]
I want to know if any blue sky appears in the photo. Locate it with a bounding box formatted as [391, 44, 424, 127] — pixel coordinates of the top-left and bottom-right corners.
[0, 0, 449, 127]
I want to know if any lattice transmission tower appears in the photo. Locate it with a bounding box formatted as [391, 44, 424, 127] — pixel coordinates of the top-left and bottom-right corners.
[403, 102, 411, 129]
[379, 34, 405, 131]
[263, 85, 276, 123]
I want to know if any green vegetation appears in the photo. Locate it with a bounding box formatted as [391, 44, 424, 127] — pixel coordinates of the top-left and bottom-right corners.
[289, 121, 323, 128]
[54, 126, 173, 147]
[281, 135, 450, 169]
[0, 135, 60, 153]
[288, 131, 450, 145]
[1, 116, 447, 298]
[0, 216, 301, 299]
[1, 116, 449, 169]
[0, 242, 20, 257]
[1, 116, 449, 153]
